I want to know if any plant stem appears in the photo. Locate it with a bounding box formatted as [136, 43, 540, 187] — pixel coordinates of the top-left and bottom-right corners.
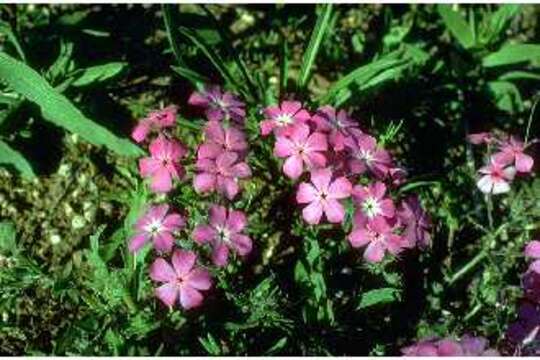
[485, 194, 494, 231]
[525, 96, 539, 145]
[447, 249, 488, 285]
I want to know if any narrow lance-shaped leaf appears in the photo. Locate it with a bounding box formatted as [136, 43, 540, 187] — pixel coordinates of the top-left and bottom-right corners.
[70, 62, 127, 87]
[0, 52, 142, 157]
[298, 4, 334, 90]
[437, 4, 475, 49]
[482, 43, 540, 68]
[0, 139, 35, 178]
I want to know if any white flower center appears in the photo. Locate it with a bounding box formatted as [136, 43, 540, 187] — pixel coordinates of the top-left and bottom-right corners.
[144, 218, 163, 236]
[362, 197, 382, 218]
[275, 113, 293, 126]
[358, 149, 373, 163]
[216, 226, 231, 243]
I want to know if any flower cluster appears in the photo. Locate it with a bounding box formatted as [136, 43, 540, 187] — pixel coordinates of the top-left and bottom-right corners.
[469, 132, 535, 195]
[401, 334, 499, 356]
[505, 240, 540, 355]
[262, 100, 431, 263]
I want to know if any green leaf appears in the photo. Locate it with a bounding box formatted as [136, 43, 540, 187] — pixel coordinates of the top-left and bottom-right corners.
[437, 5, 475, 49]
[0, 52, 142, 157]
[0, 21, 26, 62]
[498, 70, 540, 82]
[357, 287, 401, 310]
[265, 337, 288, 355]
[171, 65, 209, 86]
[70, 62, 127, 87]
[298, 4, 333, 90]
[481, 4, 521, 46]
[0, 221, 17, 255]
[482, 43, 540, 68]
[487, 80, 524, 113]
[0, 139, 35, 178]
[198, 333, 221, 355]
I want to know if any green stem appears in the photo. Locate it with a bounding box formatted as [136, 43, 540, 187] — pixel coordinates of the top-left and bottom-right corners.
[525, 96, 539, 145]
[447, 249, 488, 285]
[485, 194, 494, 231]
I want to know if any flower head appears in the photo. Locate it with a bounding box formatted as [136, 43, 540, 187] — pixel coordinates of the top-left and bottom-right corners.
[296, 168, 352, 224]
[476, 157, 516, 194]
[131, 106, 177, 143]
[197, 121, 248, 160]
[397, 195, 432, 249]
[139, 135, 187, 193]
[129, 205, 185, 253]
[352, 181, 395, 223]
[192, 205, 252, 267]
[260, 101, 311, 137]
[348, 215, 405, 263]
[347, 134, 393, 178]
[467, 132, 495, 145]
[401, 336, 498, 356]
[311, 105, 363, 151]
[193, 152, 251, 200]
[494, 136, 534, 174]
[188, 85, 245, 125]
[274, 123, 328, 179]
[149, 249, 212, 309]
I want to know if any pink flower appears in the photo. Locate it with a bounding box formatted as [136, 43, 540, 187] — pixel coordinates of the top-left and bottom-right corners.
[524, 260, 540, 304]
[193, 152, 251, 200]
[476, 158, 516, 194]
[348, 215, 405, 263]
[311, 105, 363, 151]
[347, 134, 393, 178]
[526, 241, 540, 259]
[197, 121, 248, 160]
[139, 135, 187, 193]
[192, 205, 252, 267]
[467, 132, 495, 145]
[188, 85, 245, 124]
[129, 204, 185, 253]
[131, 106, 177, 143]
[296, 168, 352, 224]
[273, 123, 328, 179]
[352, 182, 395, 223]
[401, 336, 498, 356]
[397, 195, 432, 249]
[493, 136, 534, 173]
[149, 249, 212, 309]
[260, 101, 311, 137]
[506, 301, 540, 351]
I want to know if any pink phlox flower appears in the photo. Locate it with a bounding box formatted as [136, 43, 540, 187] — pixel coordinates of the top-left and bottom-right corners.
[197, 121, 248, 160]
[467, 132, 495, 145]
[348, 215, 405, 263]
[296, 168, 352, 224]
[193, 151, 251, 200]
[260, 101, 311, 137]
[397, 195, 432, 249]
[476, 157, 516, 194]
[524, 260, 540, 304]
[149, 249, 212, 309]
[347, 134, 393, 178]
[131, 106, 177, 143]
[311, 105, 362, 151]
[352, 181, 395, 222]
[401, 336, 498, 356]
[129, 204, 185, 253]
[273, 123, 328, 179]
[139, 135, 187, 193]
[192, 205, 252, 267]
[188, 85, 245, 125]
[388, 166, 408, 186]
[493, 136, 534, 174]
[526, 241, 540, 259]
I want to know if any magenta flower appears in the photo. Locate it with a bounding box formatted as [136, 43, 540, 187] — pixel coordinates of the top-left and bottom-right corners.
[149, 249, 212, 309]
[193, 152, 251, 200]
[296, 168, 352, 224]
[197, 121, 248, 160]
[139, 135, 187, 193]
[494, 136, 534, 173]
[311, 105, 363, 151]
[397, 195, 432, 249]
[526, 241, 540, 259]
[260, 101, 311, 137]
[524, 259, 540, 304]
[506, 301, 540, 352]
[348, 215, 405, 263]
[188, 85, 245, 124]
[352, 181, 395, 223]
[467, 132, 495, 145]
[129, 204, 185, 253]
[401, 336, 498, 356]
[347, 134, 393, 178]
[192, 205, 252, 267]
[273, 123, 328, 179]
[131, 106, 177, 143]
[476, 157, 516, 194]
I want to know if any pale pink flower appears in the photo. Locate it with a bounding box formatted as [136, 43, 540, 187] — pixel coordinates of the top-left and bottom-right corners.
[476, 158, 516, 194]
[193, 152, 251, 200]
[131, 106, 177, 143]
[467, 132, 495, 145]
[188, 85, 245, 124]
[139, 135, 187, 193]
[352, 181, 395, 223]
[274, 123, 328, 179]
[401, 336, 498, 356]
[192, 205, 252, 267]
[197, 121, 248, 160]
[129, 204, 185, 253]
[296, 168, 352, 224]
[494, 136, 534, 173]
[311, 105, 363, 151]
[260, 101, 311, 137]
[348, 215, 405, 263]
[149, 249, 212, 309]
[347, 134, 393, 178]
[526, 241, 540, 259]
[397, 195, 432, 249]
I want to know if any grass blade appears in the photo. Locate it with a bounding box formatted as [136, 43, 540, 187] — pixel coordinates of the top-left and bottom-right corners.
[0, 139, 35, 178]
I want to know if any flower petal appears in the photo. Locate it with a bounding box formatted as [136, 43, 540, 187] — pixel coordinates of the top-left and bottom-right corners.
[186, 268, 212, 290]
[150, 167, 173, 193]
[172, 249, 197, 277]
[231, 234, 252, 256]
[226, 210, 247, 233]
[302, 201, 323, 225]
[128, 233, 148, 253]
[149, 258, 176, 282]
[153, 232, 174, 253]
[364, 242, 385, 263]
[348, 229, 370, 248]
[179, 285, 204, 309]
[212, 242, 230, 267]
[328, 177, 352, 199]
[323, 199, 345, 223]
[283, 155, 304, 179]
[193, 173, 216, 194]
[155, 283, 178, 308]
[525, 240, 540, 258]
[296, 182, 318, 204]
[192, 225, 217, 244]
[310, 168, 332, 192]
